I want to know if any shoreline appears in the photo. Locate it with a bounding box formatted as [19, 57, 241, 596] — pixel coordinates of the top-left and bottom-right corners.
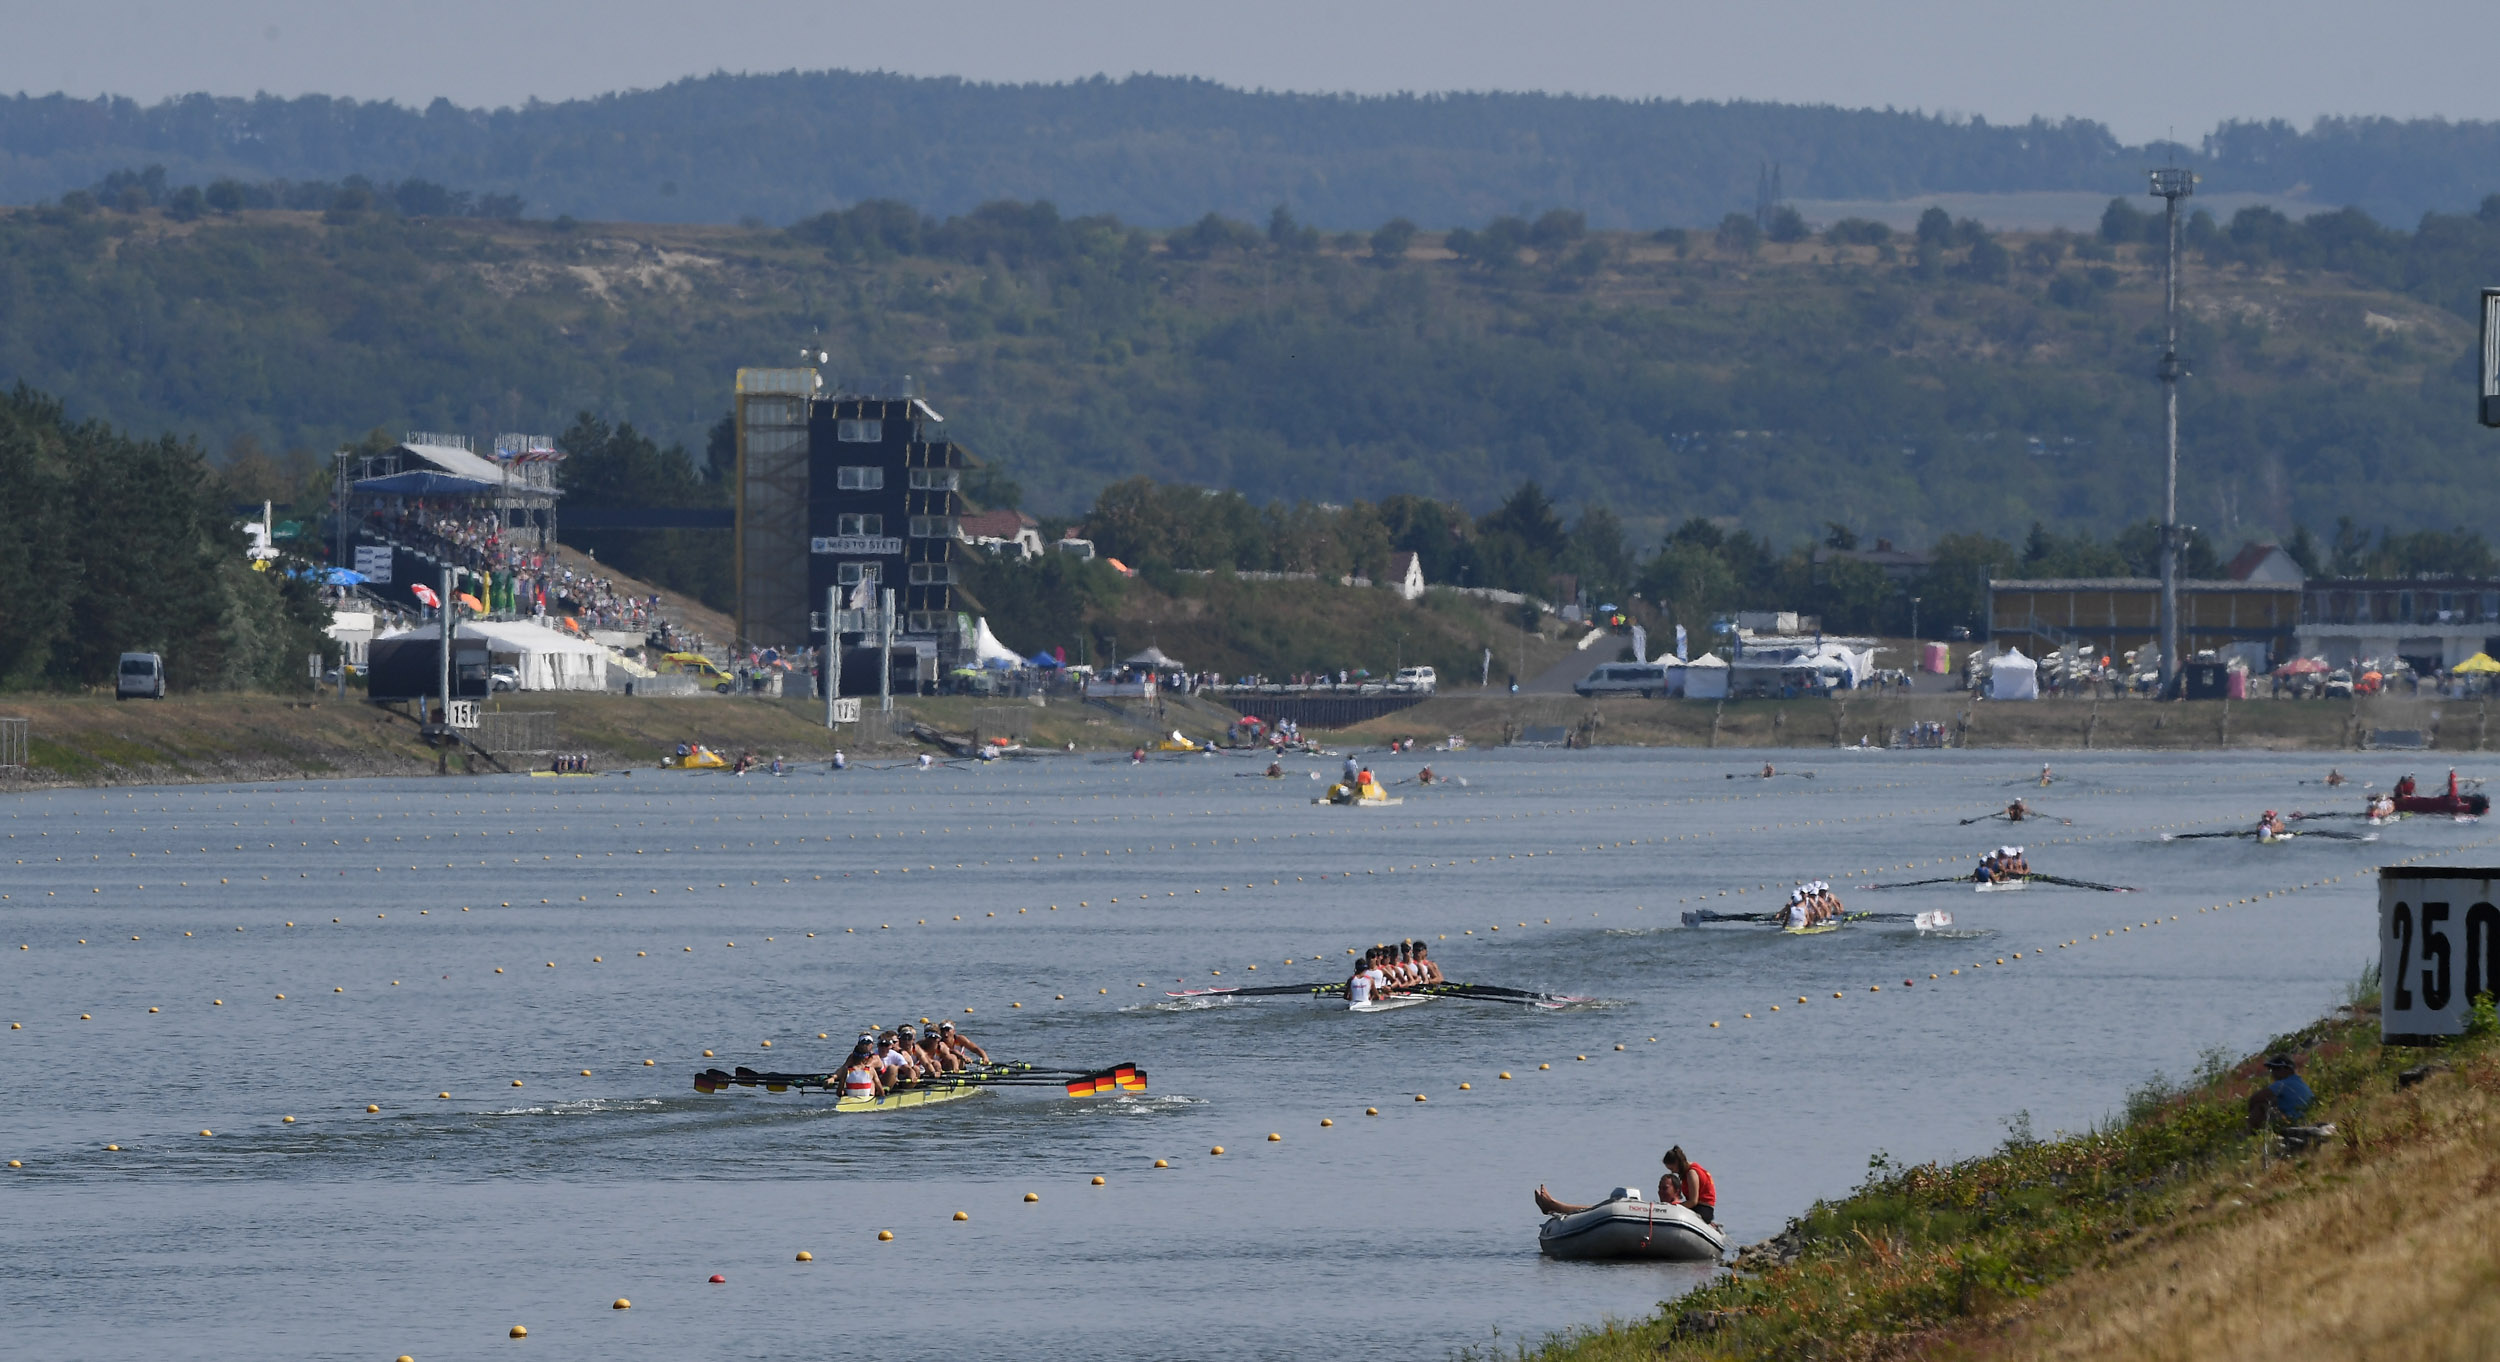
[1522, 991, 2500, 1361]
[0, 689, 2477, 792]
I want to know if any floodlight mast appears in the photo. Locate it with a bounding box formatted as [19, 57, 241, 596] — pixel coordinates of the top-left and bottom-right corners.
[2149, 166, 2195, 697]
[2479, 288, 2500, 428]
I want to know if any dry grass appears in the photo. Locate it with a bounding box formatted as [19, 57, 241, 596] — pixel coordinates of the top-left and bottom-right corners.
[1960, 1063, 2500, 1362]
[1524, 1016, 2500, 1362]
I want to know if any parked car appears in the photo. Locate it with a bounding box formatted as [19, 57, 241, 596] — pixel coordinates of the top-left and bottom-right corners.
[489, 665, 520, 693]
[1575, 662, 1670, 698]
[2324, 669, 2355, 699]
[1390, 666, 1438, 694]
[115, 652, 165, 700]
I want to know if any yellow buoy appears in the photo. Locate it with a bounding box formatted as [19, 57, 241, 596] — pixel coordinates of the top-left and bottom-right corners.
[1154, 1159, 1170, 1168]
[1210, 1145, 1225, 1155]
[1366, 1107, 1379, 1116]
[511, 1080, 523, 1088]
[581, 1070, 592, 1077]
[877, 1230, 894, 1241]
[508, 1325, 527, 1338]
[367, 1104, 380, 1113]
[283, 1116, 296, 1124]
[1458, 1082, 1472, 1090]
[613, 1298, 631, 1309]
[796, 1250, 814, 1261]
[1499, 1072, 1512, 1080]
[1267, 1133, 1281, 1142]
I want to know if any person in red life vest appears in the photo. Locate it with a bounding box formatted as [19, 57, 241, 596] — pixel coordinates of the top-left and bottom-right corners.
[1532, 1144, 1717, 1221]
[1661, 1145, 1717, 1224]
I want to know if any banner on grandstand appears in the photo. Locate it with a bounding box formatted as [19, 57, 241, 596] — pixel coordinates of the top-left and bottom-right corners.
[353, 545, 392, 583]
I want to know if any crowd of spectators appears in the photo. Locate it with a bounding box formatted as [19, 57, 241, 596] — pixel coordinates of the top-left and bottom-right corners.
[367, 502, 686, 640]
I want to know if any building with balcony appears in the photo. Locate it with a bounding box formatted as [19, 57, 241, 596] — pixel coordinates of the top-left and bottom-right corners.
[2295, 580, 2500, 673]
[1987, 578, 2301, 670]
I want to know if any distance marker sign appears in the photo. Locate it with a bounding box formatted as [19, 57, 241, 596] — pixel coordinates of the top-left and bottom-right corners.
[2379, 867, 2500, 1043]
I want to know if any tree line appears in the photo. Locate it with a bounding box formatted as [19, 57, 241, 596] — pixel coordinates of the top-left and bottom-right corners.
[12, 77, 2500, 228]
[0, 385, 331, 692]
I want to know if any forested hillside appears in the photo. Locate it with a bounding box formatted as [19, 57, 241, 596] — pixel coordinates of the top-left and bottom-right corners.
[4, 190, 2498, 562]
[7, 74, 2500, 228]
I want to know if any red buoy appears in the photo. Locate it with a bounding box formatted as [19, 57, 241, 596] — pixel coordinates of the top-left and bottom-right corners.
[709, 1274, 726, 1284]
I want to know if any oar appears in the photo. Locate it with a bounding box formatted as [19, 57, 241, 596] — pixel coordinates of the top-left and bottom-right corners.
[1727, 771, 1815, 779]
[1166, 980, 1342, 999]
[1426, 982, 1592, 1006]
[2286, 829, 2379, 842]
[1869, 874, 1975, 889]
[1681, 909, 1780, 925]
[2023, 872, 2140, 893]
[2160, 830, 2250, 841]
[1961, 808, 2075, 825]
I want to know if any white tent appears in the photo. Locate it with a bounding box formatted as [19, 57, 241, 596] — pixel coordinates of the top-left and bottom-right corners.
[1673, 653, 1729, 699]
[970, 618, 1023, 667]
[459, 619, 609, 691]
[1986, 647, 2039, 701]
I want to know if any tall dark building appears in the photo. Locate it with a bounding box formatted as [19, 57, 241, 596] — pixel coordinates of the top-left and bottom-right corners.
[735, 370, 965, 691]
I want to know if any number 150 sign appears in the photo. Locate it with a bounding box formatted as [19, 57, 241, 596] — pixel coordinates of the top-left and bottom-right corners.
[2380, 868, 2500, 1042]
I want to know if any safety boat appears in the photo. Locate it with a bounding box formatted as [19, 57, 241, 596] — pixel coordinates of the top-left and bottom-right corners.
[662, 745, 728, 770]
[1538, 1189, 1727, 1262]
[1315, 781, 1402, 806]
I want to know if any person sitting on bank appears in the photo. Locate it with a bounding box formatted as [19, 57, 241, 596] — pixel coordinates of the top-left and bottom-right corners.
[1534, 1145, 1716, 1222]
[2247, 1054, 2314, 1129]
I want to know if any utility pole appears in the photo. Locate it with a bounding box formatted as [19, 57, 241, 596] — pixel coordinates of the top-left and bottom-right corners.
[835, 584, 855, 734]
[2150, 165, 2195, 698]
[878, 587, 895, 714]
[436, 564, 453, 726]
[334, 448, 351, 700]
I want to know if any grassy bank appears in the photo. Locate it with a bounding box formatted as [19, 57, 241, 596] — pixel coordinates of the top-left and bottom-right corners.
[1528, 989, 2500, 1362]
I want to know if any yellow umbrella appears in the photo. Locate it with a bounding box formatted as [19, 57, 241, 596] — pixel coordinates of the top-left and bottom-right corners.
[2453, 652, 2500, 674]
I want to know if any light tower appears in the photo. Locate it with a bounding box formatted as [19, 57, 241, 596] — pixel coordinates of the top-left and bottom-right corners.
[2149, 166, 2195, 696]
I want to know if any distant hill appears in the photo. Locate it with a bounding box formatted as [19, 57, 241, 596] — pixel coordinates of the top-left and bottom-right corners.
[4, 193, 2496, 560]
[5, 72, 2500, 229]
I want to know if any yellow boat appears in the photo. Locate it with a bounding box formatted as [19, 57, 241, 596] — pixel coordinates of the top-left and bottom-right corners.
[833, 1081, 982, 1113]
[663, 745, 729, 770]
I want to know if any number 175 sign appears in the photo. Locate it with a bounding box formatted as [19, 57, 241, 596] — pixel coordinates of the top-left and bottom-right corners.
[2381, 868, 2500, 1043]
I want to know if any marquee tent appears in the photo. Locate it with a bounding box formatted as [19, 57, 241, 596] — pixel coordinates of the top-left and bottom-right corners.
[1986, 647, 2039, 701]
[459, 619, 609, 691]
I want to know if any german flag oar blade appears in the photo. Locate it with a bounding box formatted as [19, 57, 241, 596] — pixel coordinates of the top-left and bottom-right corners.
[1065, 1064, 1148, 1097]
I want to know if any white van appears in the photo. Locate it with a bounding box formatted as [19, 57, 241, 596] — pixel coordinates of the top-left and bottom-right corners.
[1574, 662, 1669, 698]
[1391, 666, 1438, 694]
[116, 652, 165, 700]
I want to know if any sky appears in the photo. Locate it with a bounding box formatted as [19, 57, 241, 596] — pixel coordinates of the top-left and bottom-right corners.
[2, 0, 2492, 144]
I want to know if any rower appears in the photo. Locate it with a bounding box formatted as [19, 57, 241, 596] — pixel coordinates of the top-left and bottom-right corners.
[1266, 758, 1284, 778]
[1410, 940, 1446, 986]
[2324, 767, 2346, 787]
[916, 752, 935, 770]
[1761, 762, 1777, 779]
[1782, 889, 1811, 931]
[1974, 850, 2001, 884]
[2007, 797, 2030, 822]
[1363, 950, 1395, 1000]
[875, 1031, 925, 1084]
[840, 1037, 885, 1099]
[831, 749, 847, 770]
[2006, 846, 2027, 877]
[1417, 765, 1436, 784]
[2258, 810, 2289, 841]
[2038, 763, 2054, 787]
[934, 1020, 989, 1067]
[899, 1023, 955, 1074]
[1345, 950, 1378, 1007]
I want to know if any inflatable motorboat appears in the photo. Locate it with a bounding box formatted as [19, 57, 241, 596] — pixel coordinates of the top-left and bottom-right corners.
[1537, 1189, 1726, 1262]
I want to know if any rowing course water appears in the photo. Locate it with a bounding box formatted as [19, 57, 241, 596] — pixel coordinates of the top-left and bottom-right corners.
[2, 748, 2478, 1360]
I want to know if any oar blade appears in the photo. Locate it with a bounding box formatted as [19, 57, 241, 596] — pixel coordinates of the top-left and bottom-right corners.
[1064, 1063, 1148, 1097]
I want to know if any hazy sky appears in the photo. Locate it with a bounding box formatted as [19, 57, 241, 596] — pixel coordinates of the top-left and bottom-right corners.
[4, 0, 2492, 145]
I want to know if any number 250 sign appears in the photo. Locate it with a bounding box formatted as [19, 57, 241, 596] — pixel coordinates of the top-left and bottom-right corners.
[2380, 868, 2500, 1042]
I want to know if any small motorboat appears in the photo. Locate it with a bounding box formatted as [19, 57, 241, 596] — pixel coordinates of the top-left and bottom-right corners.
[1538, 1189, 1726, 1262]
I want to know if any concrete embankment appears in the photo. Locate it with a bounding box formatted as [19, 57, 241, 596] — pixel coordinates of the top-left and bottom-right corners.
[1327, 691, 2496, 754]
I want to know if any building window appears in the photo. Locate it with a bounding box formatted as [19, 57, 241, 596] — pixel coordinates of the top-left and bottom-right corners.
[908, 562, 956, 586]
[838, 418, 883, 443]
[908, 515, 958, 539]
[837, 514, 883, 537]
[836, 465, 884, 490]
[836, 563, 883, 586]
[908, 468, 960, 491]
[906, 611, 958, 636]
[2483, 592, 2498, 623]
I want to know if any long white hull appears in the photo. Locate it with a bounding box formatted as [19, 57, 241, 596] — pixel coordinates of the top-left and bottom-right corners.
[1348, 993, 1435, 1013]
[1538, 1199, 1726, 1262]
[1974, 878, 2027, 893]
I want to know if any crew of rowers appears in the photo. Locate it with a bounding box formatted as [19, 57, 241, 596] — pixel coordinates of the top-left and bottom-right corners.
[1974, 846, 2029, 884]
[1344, 940, 1447, 1004]
[1781, 881, 1844, 929]
[2366, 792, 2397, 821]
[837, 1021, 993, 1099]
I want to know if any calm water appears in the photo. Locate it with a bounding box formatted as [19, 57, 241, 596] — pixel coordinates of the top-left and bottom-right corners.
[2, 747, 2472, 1360]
